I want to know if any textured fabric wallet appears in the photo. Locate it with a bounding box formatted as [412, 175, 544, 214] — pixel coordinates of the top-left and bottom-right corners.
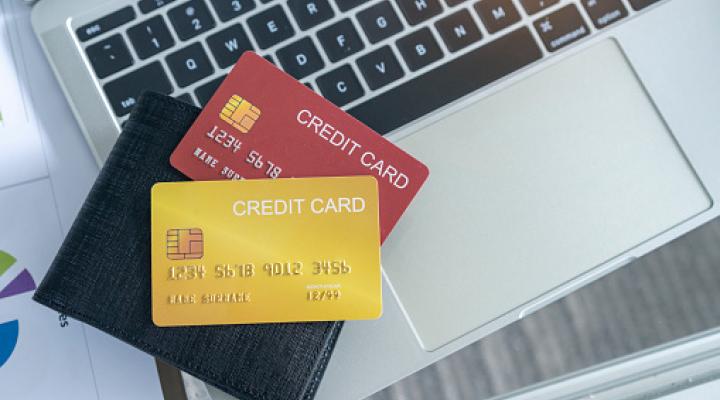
[33, 92, 343, 400]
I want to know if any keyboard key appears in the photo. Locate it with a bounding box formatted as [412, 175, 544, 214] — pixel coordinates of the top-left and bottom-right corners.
[533, 4, 589, 52]
[207, 24, 254, 68]
[175, 93, 196, 105]
[195, 75, 226, 105]
[288, 0, 335, 29]
[349, 27, 541, 133]
[166, 43, 214, 87]
[474, 0, 520, 34]
[581, 0, 627, 29]
[396, 0, 443, 25]
[317, 19, 364, 62]
[85, 34, 134, 79]
[628, 0, 659, 11]
[435, 9, 481, 52]
[247, 5, 295, 49]
[127, 16, 175, 59]
[519, 0, 559, 15]
[168, 0, 216, 40]
[445, 0, 468, 6]
[138, 0, 177, 13]
[356, 45, 404, 89]
[356, 1, 403, 44]
[103, 62, 172, 116]
[276, 37, 325, 79]
[209, 0, 256, 21]
[77, 6, 135, 42]
[334, 0, 367, 11]
[396, 27, 442, 71]
[316, 64, 364, 106]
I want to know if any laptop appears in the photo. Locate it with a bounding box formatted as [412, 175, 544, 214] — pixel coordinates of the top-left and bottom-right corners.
[27, 0, 720, 398]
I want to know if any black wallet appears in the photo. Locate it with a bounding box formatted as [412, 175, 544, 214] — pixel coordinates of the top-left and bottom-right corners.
[33, 92, 343, 400]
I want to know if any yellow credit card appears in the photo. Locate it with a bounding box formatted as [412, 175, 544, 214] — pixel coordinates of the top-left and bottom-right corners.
[151, 176, 382, 326]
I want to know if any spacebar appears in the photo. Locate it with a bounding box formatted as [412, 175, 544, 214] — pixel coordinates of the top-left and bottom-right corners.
[348, 27, 543, 134]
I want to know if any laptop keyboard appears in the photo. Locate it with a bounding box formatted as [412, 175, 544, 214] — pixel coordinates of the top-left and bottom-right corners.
[75, 0, 661, 133]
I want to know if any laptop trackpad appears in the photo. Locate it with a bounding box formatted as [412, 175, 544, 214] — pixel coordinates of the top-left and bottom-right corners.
[382, 40, 711, 351]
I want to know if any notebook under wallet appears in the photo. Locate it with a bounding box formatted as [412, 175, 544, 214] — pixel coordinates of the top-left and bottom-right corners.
[32, 92, 342, 400]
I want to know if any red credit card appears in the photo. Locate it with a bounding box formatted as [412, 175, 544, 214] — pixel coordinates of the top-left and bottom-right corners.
[170, 52, 429, 243]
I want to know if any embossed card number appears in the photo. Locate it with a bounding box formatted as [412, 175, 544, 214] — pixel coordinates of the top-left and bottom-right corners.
[167, 260, 351, 280]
